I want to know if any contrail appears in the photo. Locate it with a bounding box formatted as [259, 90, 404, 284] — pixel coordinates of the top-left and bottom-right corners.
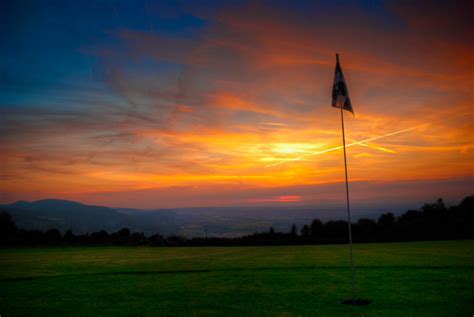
[356, 142, 397, 154]
[264, 123, 430, 168]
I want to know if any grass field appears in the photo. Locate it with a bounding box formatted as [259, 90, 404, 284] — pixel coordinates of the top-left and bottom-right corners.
[1, 241, 473, 316]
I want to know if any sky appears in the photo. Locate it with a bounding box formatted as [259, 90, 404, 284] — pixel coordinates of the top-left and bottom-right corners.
[0, 0, 473, 209]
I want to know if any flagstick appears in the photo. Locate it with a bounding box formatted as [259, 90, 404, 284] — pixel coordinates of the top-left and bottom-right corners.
[340, 106, 356, 303]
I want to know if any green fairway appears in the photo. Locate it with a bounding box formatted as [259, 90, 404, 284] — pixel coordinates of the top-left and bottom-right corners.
[1, 241, 473, 316]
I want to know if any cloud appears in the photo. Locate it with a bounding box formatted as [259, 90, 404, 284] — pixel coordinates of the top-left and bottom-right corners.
[1, 1, 473, 207]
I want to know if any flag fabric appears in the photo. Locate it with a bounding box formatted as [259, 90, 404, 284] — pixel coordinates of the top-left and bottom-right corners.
[332, 53, 354, 115]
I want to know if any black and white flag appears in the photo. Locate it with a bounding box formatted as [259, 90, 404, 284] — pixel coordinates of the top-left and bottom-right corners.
[332, 53, 354, 115]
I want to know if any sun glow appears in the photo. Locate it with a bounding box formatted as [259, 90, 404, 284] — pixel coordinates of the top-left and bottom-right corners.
[1, 0, 473, 208]
[271, 143, 320, 154]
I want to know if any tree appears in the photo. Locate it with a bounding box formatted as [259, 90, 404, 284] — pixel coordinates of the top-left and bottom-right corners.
[149, 233, 164, 246]
[459, 195, 474, 209]
[269, 226, 275, 235]
[377, 213, 396, 241]
[323, 220, 347, 242]
[290, 224, 298, 237]
[130, 232, 146, 245]
[420, 198, 448, 239]
[300, 224, 311, 238]
[117, 228, 131, 237]
[378, 213, 395, 228]
[451, 195, 474, 238]
[63, 229, 75, 244]
[113, 227, 131, 245]
[44, 229, 62, 245]
[355, 218, 377, 242]
[421, 198, 446, 214]
[310, 219, 323, 238]
[397, 209, 421, 225]
[90, 230, 110, 245]
[0, 211, 17, 243]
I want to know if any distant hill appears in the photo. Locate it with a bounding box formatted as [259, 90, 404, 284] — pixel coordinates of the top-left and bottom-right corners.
[0, 199, 401, 236]
[0, 199, 179, 235]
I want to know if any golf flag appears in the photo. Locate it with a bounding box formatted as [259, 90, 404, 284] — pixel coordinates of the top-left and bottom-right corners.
[332, 53, 354, 115]
[331, 52, 357, 303]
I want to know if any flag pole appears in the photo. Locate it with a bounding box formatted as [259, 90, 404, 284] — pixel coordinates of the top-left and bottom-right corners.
[340, 105, 356, 303]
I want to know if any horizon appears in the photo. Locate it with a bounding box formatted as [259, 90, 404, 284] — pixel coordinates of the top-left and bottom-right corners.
[1, 0, 473, 209]
[3, 193, 471, 239]
[3, 190, 470, 214]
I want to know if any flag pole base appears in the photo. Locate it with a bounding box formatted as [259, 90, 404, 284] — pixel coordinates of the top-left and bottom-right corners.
[341, 299, 372, 306]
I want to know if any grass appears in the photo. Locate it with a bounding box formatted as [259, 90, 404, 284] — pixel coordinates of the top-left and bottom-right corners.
[0, 240, 473, 316]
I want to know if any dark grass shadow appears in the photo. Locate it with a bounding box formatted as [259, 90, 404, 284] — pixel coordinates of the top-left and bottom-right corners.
[341, 298, 372, 305]
[1, 265, 473, 282]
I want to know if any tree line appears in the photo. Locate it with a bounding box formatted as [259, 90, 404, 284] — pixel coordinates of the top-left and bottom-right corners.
[1, 195, 472, 247]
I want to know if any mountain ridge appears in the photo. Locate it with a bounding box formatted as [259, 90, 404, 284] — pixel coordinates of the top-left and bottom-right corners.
[0, 198, 407, 237]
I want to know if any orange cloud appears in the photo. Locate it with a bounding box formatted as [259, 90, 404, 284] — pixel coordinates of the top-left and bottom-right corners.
[248, 195, 301, 203]
[1, 1, 473, 208]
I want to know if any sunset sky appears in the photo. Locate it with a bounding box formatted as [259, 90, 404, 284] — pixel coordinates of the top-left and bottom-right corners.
[1, 0, 473, 209]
